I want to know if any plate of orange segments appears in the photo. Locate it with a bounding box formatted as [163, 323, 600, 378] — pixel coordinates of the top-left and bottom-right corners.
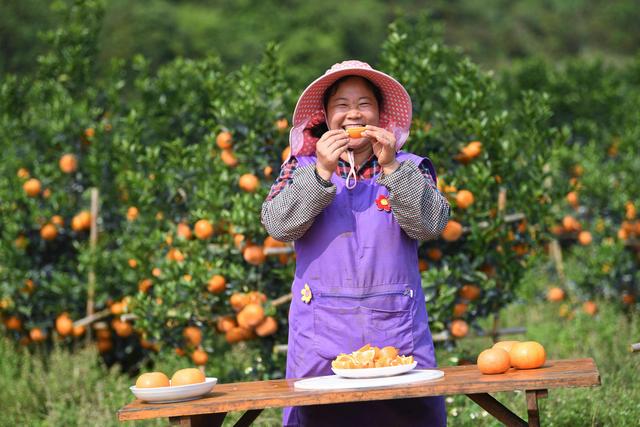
[331, 344, 418, 379]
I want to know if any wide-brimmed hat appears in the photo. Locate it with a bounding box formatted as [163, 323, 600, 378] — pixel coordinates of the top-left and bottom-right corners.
[289, 60, 412, 157]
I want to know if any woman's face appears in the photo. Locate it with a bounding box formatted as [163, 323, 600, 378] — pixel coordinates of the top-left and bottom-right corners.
[326, 77, 380, 152]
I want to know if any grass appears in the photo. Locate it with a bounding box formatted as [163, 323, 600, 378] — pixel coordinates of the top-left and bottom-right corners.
[1, 273, 638, 426]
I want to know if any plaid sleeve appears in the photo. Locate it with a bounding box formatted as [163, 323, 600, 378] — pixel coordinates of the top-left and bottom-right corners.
[266, 157, 298, 201]
[376, 160, 450, 241]
[261, 163, 337, 242]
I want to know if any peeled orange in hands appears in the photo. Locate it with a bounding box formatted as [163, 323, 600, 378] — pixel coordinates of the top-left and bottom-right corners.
[346, 127, 366, 139]
[135, 372, 170, 388]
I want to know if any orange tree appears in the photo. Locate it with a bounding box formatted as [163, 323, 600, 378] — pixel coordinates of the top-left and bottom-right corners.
[379, 16, 561, 339]
[501, 56, 640, 312]
[1, 3, 563, 376]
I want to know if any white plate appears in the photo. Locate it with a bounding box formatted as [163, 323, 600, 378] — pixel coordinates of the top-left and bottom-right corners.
[295, 369, 444, 390]
[130, 377, 217, 403]
[332, 361, 418, 378]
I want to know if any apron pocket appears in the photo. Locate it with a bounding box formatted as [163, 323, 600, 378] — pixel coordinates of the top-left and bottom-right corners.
[367, 307, 414, 356]
[313, 304, 368, 360]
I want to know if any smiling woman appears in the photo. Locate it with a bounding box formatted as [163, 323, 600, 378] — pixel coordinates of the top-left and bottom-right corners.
[261, 60, 450, 427]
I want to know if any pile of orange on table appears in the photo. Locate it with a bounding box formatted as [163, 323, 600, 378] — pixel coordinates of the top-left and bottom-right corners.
[477, 340, 546, 375]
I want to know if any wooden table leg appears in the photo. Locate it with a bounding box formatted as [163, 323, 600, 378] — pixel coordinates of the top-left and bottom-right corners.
[233, 409, 264, 427]
[526, 389, 548, 427]
[169, 412, 227, 427]
[467, 393, 527, 427]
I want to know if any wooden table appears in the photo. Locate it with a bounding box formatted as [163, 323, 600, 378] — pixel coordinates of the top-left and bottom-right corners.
[118, 358, 600, 427]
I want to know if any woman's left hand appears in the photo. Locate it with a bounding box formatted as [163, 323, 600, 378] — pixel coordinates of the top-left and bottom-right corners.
[364, 125, 399, 172]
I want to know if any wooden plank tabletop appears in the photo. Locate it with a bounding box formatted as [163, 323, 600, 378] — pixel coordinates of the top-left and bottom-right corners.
[118, 358, 600, 421]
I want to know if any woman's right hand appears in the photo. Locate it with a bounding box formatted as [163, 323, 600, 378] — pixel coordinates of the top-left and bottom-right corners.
[315, 129, 350, 180]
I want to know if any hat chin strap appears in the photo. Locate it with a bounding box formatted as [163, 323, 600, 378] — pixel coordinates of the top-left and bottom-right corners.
[345, 150, 357, 189]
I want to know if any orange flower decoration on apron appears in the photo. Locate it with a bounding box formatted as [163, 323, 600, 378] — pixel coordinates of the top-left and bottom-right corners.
[375, 194, 391, 212]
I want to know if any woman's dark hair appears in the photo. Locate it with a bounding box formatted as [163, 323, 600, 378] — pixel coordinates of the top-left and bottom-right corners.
[309, 76, 383, 138]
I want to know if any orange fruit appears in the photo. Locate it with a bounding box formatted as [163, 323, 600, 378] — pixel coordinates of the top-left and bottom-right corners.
[51, 215, 64, 227]
[167, 248, 185, 262]
[177, 222, 192, 240]
[191, 349, 208, 366]
[17, 167, 30, 179]
[509, 341, 546, 369]
[40, 223, 58, 241]
[577, 231, 592, 245]
[110, 301, 124, 315]
[346, 127, 366, 139]
[263, 165, 273, 178]
[136, 372, 170, 388]
[247, 291, 267, 304]
[622, 293, 636, 305]
[220, 149, 238, 167]
[243, 245, 266, 265]
[441, 220, 463, 241]
[216, 131, 233, 149]
[230, 293, 250, 312]
[572, 164, 584, 177]
[71, 211, 91, 231]
[216, 316, 237, 333]
[233, 233, 246, 250]
[112, 319, 133, 337]
[492, 340, 519, 354]
[225, 326, 252, 343]
[276, 118, 289, 133]
[455, 190, 475, 209]
[582, 301, 598, 316]
[152, 267, 162, 277]
[128, 258, 138, 269]
[194, 219, 214, 240]
[59, 154, 78, 173]
[462, 141, 482, 158]
[5, 316, 22, 330]
[97, 338, 113, 353]
[84, 127, 95, 138]
[174, 348, 186, 357]
[263, 236, 286, 249]
[30, 327, 46, 342]
[239, 173, 260, 192]
[378, 346, 399, 360]
[418, 259, 428, 272]
[453, 303, 468, 318]
[426, 247, 442, 261]
[477, 348, 511, 374]
[449, 319, 469, 338]
[281, 146, 291, 162]
[625, 201, 636, 220]
[566, 191, 579, 208]
[459, 284, 481, 301]
[547, 287, 565, 302]
[171, 368, 205, 386]
[562, 215, 581, 232]
[126, 206, 139, 221]
[207, 275, 226, 294]
[138, 278, 153, 293]
[55, 314, 73, 336]
[23, 178, 42, 197]
[255, 316, 278, 337]
[183, 326, 202, 347]
[237, 303, 265, 329]
[72, 325, 85, 337]
[21, 279, 35, 294]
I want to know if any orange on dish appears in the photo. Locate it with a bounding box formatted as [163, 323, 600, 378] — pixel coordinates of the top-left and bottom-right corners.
[331, 344, 414, 369]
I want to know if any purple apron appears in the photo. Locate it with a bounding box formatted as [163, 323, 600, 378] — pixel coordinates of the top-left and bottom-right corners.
[283, 152, 446, 427]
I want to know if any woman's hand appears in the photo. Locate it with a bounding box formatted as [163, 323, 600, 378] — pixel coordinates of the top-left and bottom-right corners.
[315, 129, 350, 180]
[364, 125, 400, 174]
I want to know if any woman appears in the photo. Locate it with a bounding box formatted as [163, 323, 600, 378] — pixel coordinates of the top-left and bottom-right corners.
[262, 60, 449, 427]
